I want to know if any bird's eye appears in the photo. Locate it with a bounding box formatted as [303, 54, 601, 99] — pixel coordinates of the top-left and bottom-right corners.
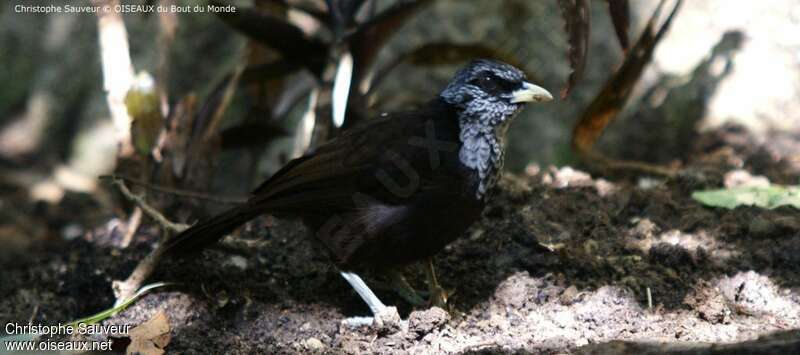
[480, 76, 499, 91]
[470, 74, 500, 92]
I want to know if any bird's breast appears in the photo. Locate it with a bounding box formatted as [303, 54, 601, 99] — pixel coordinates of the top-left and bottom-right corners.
[457, 123, 505, 199]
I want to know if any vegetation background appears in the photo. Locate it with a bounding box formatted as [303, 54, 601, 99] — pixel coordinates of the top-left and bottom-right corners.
[2, 1, 800, 353]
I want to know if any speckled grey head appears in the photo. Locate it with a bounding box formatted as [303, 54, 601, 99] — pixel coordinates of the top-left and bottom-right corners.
[440, 59, 552, 127]
[440, 59, 553, 199]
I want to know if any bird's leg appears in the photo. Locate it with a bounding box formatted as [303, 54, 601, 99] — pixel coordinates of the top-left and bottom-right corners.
[387, 269, 426, 306]
[339, 271, 400, 327]
[424, 258, 448, 308]
[340, 271, 386, 314]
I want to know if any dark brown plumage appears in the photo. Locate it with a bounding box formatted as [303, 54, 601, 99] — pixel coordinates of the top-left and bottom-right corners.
[165, 100, 480, 268]
[162, 59, 553, 322]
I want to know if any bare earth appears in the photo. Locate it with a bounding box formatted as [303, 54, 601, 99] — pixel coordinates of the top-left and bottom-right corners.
[2, 125, 800, 354]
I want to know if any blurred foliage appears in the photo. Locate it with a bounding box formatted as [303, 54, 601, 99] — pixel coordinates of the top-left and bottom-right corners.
[1, 0, 679, 206]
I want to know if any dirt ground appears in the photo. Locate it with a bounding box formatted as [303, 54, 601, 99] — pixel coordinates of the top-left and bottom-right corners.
[2, 124, 800, 354]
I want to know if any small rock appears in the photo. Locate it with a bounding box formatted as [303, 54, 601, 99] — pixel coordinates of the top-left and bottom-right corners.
[373, 306, 402, 334]
[724, 169, 770, 188]
[717, 271, 797, 317]
[684, 281, 731, 324]
[304, 337, 324, 350]
[408, 307, 450, 338]
[594, 179, 619, 196]
[637, 177, 663, 190]
[560, 285, 580, 305]
[61, 223, 83, 241]
[227, 255, 248, 270]
[629, 219, 659, 240]
[549, 166, 593, 188]
[494, 272, 537, 308]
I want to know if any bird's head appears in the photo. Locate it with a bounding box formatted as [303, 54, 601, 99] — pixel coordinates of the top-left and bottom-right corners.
[440, 59, 552, 127]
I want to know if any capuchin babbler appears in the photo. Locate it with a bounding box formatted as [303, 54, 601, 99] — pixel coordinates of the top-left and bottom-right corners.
[163, 59, 553, 325]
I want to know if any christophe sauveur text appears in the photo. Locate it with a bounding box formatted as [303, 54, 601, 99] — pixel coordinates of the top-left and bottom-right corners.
[5, 322, 131, 336]
[14, 3, 236, 14]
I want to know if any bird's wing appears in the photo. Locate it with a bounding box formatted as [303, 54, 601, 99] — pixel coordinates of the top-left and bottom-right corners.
[249, 100, 459, 213]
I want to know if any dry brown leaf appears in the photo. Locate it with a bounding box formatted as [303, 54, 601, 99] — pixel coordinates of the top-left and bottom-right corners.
[571, 0, 682, 172]
[126, 311, 171, 355]
[558, 0, 590, 98]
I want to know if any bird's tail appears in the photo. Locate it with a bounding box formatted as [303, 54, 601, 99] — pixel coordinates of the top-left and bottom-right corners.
[162, 203, 263, 255]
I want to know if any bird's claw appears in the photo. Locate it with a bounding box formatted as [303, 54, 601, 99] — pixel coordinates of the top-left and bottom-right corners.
[341, 306, 404, 332]
[341, 316, 376, 327]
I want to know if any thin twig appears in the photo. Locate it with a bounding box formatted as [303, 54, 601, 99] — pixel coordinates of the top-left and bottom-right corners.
[100, 174, 246, 204]
[121, 206, 142, 248]
[581, 149, 679, 177]
[106, 176, 253, 305]
[107, 177, 188, 233]
[113, 245, 169, 306]
[107, 176, 184, 305]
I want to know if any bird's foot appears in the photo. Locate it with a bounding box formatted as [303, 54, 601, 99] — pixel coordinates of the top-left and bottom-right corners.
[341, 306, 404, 332]
[341, 316, 375, 327]
[427, 284, 449, 309]
[423, 258, 449, 309]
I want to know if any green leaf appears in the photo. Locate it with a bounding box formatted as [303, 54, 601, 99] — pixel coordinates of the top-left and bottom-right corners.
[692, 186, 800, 209]
[125, 72, 164, 157]
[68, 282, 173, 326]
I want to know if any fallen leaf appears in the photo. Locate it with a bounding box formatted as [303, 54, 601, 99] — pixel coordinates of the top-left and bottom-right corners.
[126, 311, 171, 355]
[692, 186, 800, 210]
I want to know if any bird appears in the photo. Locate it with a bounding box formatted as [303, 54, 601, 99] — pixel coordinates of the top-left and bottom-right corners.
[162, 59, 553, 325]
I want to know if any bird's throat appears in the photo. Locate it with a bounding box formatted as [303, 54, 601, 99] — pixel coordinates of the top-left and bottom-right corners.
[457, 115, 506, 199]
